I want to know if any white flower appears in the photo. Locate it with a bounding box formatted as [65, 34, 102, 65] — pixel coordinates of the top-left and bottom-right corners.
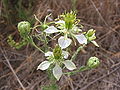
[58, 34, 87, 49]
[44, 25, 87, 49]
[37, 50, 76, 80]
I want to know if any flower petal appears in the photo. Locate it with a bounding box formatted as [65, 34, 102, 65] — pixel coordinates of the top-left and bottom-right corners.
[91, 41, 99, 47]
[44, 26, 59, 34]
[37, 61, 51, 70]
[75, 34, 87, 44]
[55, 20, 65, 24]
[58, 36, 72, 49]
[63, 60, 76, 70]
[53, 64, 62, 80]
[62, 51, 69, 59]
[45, 51, 53, 57]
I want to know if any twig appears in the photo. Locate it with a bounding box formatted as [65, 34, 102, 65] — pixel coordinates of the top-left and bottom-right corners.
[79, 66, 120, 90]
[0, 47, 26, 90]
[102, 80, 120, 88]
[89, 0, 120, 35]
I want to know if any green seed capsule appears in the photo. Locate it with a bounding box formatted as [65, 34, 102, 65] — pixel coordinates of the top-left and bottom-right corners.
[18, 21, 31, 37]
[87, 57, 100, 68]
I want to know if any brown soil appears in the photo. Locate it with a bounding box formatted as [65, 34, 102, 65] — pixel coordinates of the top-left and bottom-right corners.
[0, 0, 120, 90]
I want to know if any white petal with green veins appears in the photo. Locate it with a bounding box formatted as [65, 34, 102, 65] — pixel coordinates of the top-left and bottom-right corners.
[63, 60, 76, 70]
[91, 41, 99, 47]
[58, 36, 72, 49]
[55, 20, 65, 24]
[75, 34, 87, 44]
[37, 61, 51, 70]
[45, 51, 53, 57]
[44, 26, 59, 34]
[62, 51, 69, 59]
[53, 64, 62, 81]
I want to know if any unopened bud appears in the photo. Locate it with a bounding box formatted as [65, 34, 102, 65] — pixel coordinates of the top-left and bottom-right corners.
[86, 29, 96, 41]
[87, 57, 100, 68]
[18, 21, 31, 37]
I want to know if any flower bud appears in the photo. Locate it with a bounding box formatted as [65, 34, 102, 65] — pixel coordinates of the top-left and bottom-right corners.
[17, 21, 31, 37]
[87, 57, 100, 68]
[86, 29, 96, 41]
[41, 24, 48, 30]
[53, 45, 62, 59]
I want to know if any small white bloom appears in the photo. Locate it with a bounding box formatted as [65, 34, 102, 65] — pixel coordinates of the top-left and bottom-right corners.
[45, 51, 53, 57]
[75, 34, 87, 44]
[58, 36, 72, 49]
[63, 60, 76, 70]
[53, 64, 63, 80]
[44, 26, 59, 34]
[37, 61, 51, 70]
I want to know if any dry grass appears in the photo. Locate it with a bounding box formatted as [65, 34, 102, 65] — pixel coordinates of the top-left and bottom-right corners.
[0, 0, 120, 90]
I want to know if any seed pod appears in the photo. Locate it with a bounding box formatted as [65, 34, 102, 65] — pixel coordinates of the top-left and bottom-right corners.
[87, 57, 100, 68]
[18, 21, 31, 38]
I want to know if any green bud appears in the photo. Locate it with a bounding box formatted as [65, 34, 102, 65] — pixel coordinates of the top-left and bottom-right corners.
[53, 45, 62, 59]
[86, 29, 96, 41]
[87, 57, 100, 68]
[7, 35, 16, 47]
[18, 21, 31, 38]
[41, 24, 48, 30]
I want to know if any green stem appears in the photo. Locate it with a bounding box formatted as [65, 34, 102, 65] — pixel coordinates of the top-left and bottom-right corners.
[32, 42, 44, 54]
[64, 66, 90, 75]
[43, 33, 48, 52]
[70, 44, 85, 61]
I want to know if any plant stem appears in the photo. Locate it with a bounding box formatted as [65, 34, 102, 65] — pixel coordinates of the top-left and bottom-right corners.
[64, 66, 90, 75]
[32, 42, 44, 53]
[71, 44, 85, 61]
